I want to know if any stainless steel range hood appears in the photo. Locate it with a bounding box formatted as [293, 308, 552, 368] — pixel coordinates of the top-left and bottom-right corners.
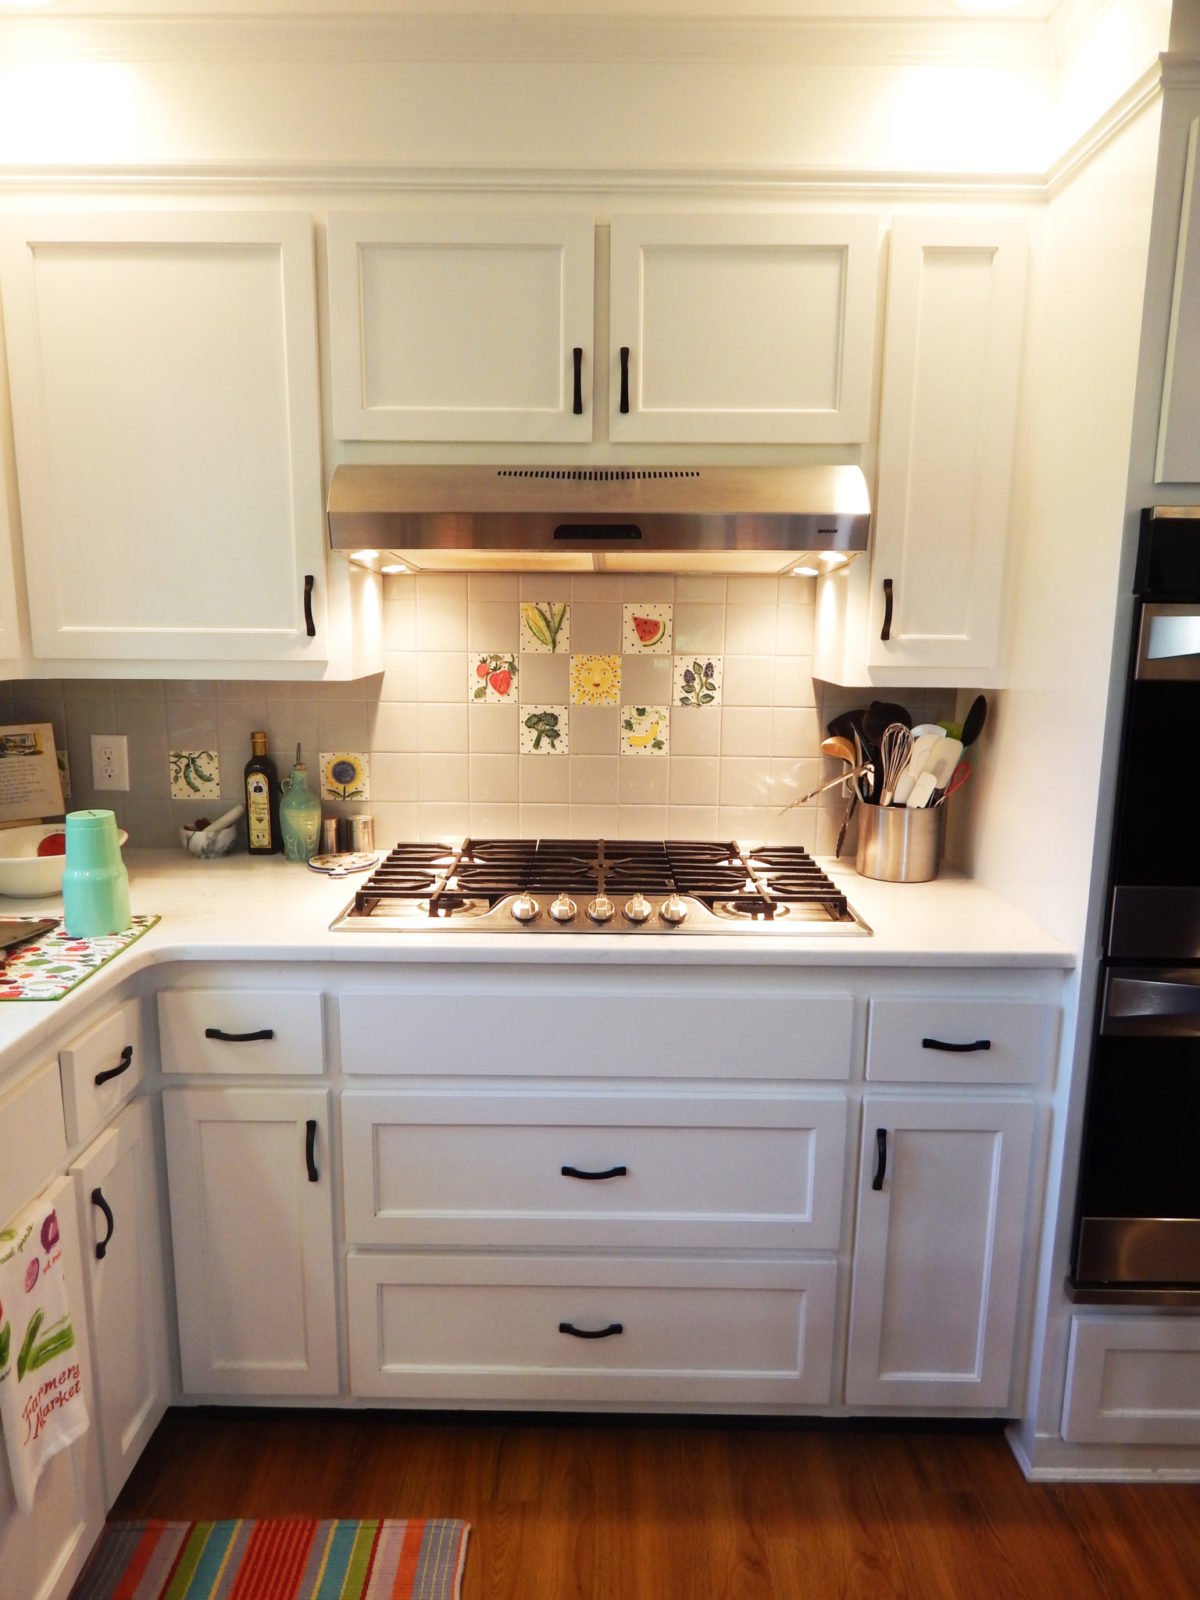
[326, 463, 870, 575]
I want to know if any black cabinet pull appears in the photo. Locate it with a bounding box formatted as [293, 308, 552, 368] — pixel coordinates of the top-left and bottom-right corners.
[305, 1119, 319, 1182]
[91, 1187, 115, 1261]
[921, 1037, 992, 1053]
[204, 1027, 275, 1043]
[619, 346, 630, 414]
[880, 577, 894, 642]
[558, 1321, 623, 1340]
[561, 1164, 627, 1181]
[303, 574, 316, 638]
[572, 347, 584, 415]
[94, 1044, 134, 1087]
[872, 1127, 887, 1191]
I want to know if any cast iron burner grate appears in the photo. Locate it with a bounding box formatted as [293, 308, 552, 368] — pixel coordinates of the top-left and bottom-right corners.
[352, 838, 850, 924]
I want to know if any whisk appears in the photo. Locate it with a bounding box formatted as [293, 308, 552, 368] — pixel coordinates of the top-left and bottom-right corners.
[878, 722, 913, 807]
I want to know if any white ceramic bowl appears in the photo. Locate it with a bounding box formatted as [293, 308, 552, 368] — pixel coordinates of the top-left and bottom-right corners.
[179, 823, 238, 859]
[0, 823, 128, 898]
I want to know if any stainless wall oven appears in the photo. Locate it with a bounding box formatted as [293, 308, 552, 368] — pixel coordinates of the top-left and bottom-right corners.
[1071, 508, 1200, 1304]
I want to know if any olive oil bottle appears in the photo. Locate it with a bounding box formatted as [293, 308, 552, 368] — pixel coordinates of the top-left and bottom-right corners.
[244, 731, 281, 854]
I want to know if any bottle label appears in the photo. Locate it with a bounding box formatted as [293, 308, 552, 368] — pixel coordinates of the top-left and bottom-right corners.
[246, 774, 272, 850]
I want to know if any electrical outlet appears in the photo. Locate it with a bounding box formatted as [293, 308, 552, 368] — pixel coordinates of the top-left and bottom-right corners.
[91, 734, 130, 791]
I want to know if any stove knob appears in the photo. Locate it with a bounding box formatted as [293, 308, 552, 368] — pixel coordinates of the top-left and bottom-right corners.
[623, 892, 653, 925]
[549, 892, 578, 924]
[586, 894, 615, 924]
[511, 892, 540, 924]
[660, 893, 689, 926]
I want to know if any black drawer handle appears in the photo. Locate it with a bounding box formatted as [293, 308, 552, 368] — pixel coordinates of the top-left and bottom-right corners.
[204, 1027, 275, 1043]
[305, 1119, 319, 1182]
[559, 1321, 623, 1340]
[91, 1187, 115, 1261]
[619, 346, 630, 414]
[921, 1037, 992, 1053]
[872, 1127, 887, 1191]
[572, 346, 584, 415]
[881, 577, 894, 642]
[94, 1044, 134, 1087]
[561, 1164, 628, 1181]
[303, 574, 316, 638]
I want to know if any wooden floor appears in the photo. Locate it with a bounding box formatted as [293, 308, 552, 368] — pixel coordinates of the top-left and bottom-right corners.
[113, 1410, 1200, 1599]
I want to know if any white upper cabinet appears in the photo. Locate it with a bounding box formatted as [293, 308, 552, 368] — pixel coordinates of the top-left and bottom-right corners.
[0, 211, 332, 669]
[864, 215, 1029, 677]
[609, 213, 879, 444]
[327, 212, 595, 443]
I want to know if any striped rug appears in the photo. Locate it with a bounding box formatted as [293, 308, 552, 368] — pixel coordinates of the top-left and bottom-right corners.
[69, 1518, 470, 1600]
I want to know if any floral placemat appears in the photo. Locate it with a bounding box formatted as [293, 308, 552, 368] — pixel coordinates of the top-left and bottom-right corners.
[0, 915, 159, 1002]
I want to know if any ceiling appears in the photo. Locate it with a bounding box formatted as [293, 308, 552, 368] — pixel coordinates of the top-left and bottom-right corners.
[1, 0, 1066, 16]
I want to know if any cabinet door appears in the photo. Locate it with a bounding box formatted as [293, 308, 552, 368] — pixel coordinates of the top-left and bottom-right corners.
[0, 211, 327, 666]
[0, 381, 26, 676]
[845, 1095, 1035, 1408]
[0, 1176, 105, 1600]
[163, 1088, 338, 1396]
[70, 1098, 169, 1507]
[867, 216, 1028, 673]
[327, 212, 595, 443]
[609, 213, 878, 444]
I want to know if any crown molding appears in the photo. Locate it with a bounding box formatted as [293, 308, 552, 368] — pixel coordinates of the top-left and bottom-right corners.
[0, 160, 1053, 201]
[0, 12, 1057, 68]
[1046, 57, 1163, 195]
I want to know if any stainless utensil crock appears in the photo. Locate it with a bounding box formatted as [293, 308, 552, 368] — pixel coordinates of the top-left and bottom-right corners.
[855, 803, 945, 883]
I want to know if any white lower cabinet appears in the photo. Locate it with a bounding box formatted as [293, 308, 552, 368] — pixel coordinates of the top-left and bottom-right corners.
[845, 1095, 1035, 1409]
[1063, 1316, 1200, 1445]
[163, 1087, 339, 1397]
[347, 1254, 837, 1406]
[0, 1175, 105, 1600]
[70, 1098, 169, 1506]
[341, 1089, 847, 1251]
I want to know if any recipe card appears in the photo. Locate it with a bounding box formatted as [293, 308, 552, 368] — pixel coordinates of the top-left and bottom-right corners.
[0, 724, 66, 826]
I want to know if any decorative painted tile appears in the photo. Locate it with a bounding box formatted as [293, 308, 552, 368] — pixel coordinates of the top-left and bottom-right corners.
[520, 704, 569, 755]
[469, 651, 519, 702]
[621, 705, 669, 756]
[569, 653, 622, 707]
[319, 751, 371, 802]
[623, 602, 672, 654]
[520, 600, 570, 654]
[169, 749, 220, 800]
[673, 656, 723, 709]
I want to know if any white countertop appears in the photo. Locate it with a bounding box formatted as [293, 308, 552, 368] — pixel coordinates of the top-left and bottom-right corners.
[0, 847, 1073, 1080]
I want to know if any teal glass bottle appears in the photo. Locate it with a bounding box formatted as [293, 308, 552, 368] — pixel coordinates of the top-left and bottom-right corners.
[278, 747, 322, 864]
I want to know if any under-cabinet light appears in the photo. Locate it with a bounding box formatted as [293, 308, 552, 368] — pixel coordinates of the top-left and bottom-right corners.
[348, 549, 380, 569]
[791, 564, 820, 578]
[380, 562, 410, 575]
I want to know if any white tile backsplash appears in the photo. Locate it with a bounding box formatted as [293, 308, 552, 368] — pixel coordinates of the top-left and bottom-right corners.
[17, 574, 954, 846]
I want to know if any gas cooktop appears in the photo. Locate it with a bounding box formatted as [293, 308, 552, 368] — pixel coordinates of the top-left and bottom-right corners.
[330, 838, 871, 936]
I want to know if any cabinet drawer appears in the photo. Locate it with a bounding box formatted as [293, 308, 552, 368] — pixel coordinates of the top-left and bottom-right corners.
[347, 1253, 836, 1405]
[1063, 1316, 1200, 1445]
[0, 1061, 66, 1225]
[338, 991, 853, 1080]
[866, 999, 1057, 1085]
[59, 997, 144, 1145]
[158, 989, 324, 1076]
[342, 1091, 846, 1249]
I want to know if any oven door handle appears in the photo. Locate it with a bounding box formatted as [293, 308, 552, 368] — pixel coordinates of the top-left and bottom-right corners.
[1103, 969, 1200, 1036]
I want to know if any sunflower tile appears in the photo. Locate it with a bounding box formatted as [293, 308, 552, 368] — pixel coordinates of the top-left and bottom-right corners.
[319, 751, 371, 802]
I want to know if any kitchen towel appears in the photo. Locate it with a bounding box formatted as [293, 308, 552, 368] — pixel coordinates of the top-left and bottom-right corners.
[0, 914, 159, 1002]
[0, 1191, 89, 1513]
